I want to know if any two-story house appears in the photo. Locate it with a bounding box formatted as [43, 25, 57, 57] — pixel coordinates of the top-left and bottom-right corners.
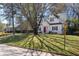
[39, 13, 67, 34]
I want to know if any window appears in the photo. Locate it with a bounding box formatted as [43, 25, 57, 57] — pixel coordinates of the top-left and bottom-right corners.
[52, 27, 54, 30]
[55, 26, 58, 30]
[52, 26, 58, 30]
[50, 18, 54, 21]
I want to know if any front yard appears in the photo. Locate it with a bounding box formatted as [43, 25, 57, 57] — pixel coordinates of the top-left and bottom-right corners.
[0, 33, 79, 56]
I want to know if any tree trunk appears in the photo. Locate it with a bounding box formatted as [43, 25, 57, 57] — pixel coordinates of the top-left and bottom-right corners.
[33, 27, 38, 35]
[11, 4, 15, 37]
[12, 17, 15, 36]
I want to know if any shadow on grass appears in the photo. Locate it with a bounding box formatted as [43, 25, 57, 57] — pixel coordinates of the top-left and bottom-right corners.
[0, 34, 30, 44]
[44, 34, 79, 49]
[40, 34, 79, 56]
[0, 33, 79, 56]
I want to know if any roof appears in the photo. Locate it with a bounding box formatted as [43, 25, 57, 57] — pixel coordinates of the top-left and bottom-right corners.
[46, 19, 63, 25]
[48, 23, 63, 25]
[40, 12, 67, 26]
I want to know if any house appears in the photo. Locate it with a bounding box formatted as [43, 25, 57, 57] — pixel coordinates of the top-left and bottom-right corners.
[38, 6, 78, 34]
[15, 20, 33, 33]
[4, 20, 33, 33]
[39, 13, 67, 34]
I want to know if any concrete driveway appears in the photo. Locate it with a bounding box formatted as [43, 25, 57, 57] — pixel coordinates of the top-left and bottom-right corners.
[0, 44, 57, 56]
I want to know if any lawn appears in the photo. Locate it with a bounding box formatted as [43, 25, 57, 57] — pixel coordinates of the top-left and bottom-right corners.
[0, 33, 79, 56]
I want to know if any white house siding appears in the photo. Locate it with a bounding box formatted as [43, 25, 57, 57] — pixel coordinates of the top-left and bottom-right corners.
[39, 18, 64, 34]
[49, 24, 63, 34]
[39, 23, 63, 34]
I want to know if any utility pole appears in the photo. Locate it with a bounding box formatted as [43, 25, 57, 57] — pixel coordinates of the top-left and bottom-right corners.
[64, 21, 67, 50]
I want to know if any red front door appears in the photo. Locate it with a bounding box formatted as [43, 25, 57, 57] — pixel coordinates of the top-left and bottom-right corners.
[44, 27, 46, 33]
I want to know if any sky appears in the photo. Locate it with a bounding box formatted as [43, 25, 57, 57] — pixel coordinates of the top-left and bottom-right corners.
[0, 8, 7, 24]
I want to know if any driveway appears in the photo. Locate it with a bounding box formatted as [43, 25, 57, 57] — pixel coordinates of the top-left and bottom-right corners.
[0, 44, 58, 56]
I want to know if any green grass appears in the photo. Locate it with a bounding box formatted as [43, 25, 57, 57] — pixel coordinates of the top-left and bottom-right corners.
[0, 33, 79, 56]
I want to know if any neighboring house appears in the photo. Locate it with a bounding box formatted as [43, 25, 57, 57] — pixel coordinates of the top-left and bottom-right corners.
[5, 24, 19, 32]
[16, 20, 33, 33]
[39, 13, 67, 34]
[5, 20, 33, 33]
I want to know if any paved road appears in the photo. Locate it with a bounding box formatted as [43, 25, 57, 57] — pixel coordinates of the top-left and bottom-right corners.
[0, 44, 59, 56]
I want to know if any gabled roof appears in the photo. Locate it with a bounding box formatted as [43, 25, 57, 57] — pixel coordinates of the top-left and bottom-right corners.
[46, 20, 63, 25]
[41, 12, 67, 26]
[48, 14, 65, 24]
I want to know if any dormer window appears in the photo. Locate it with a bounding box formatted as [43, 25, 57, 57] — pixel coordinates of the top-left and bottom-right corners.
[50, 17, 54, 21]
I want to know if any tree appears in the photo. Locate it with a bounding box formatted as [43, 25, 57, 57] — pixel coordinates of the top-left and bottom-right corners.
[19, 3, 47, 35]
[71, 4, 79, 19]
[0, 22, 5, 32]
[48, 3, 65, 18]
[0, 3, 21, 36]
[19, 3, 66, 35]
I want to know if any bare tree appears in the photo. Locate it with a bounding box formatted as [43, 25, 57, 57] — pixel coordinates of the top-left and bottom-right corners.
[19, 3, 47, 35]
[19, 3, 66, 35]
[1, 3, 21, 36]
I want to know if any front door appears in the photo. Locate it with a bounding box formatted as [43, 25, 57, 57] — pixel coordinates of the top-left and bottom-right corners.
[44, 27, 46, 33]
